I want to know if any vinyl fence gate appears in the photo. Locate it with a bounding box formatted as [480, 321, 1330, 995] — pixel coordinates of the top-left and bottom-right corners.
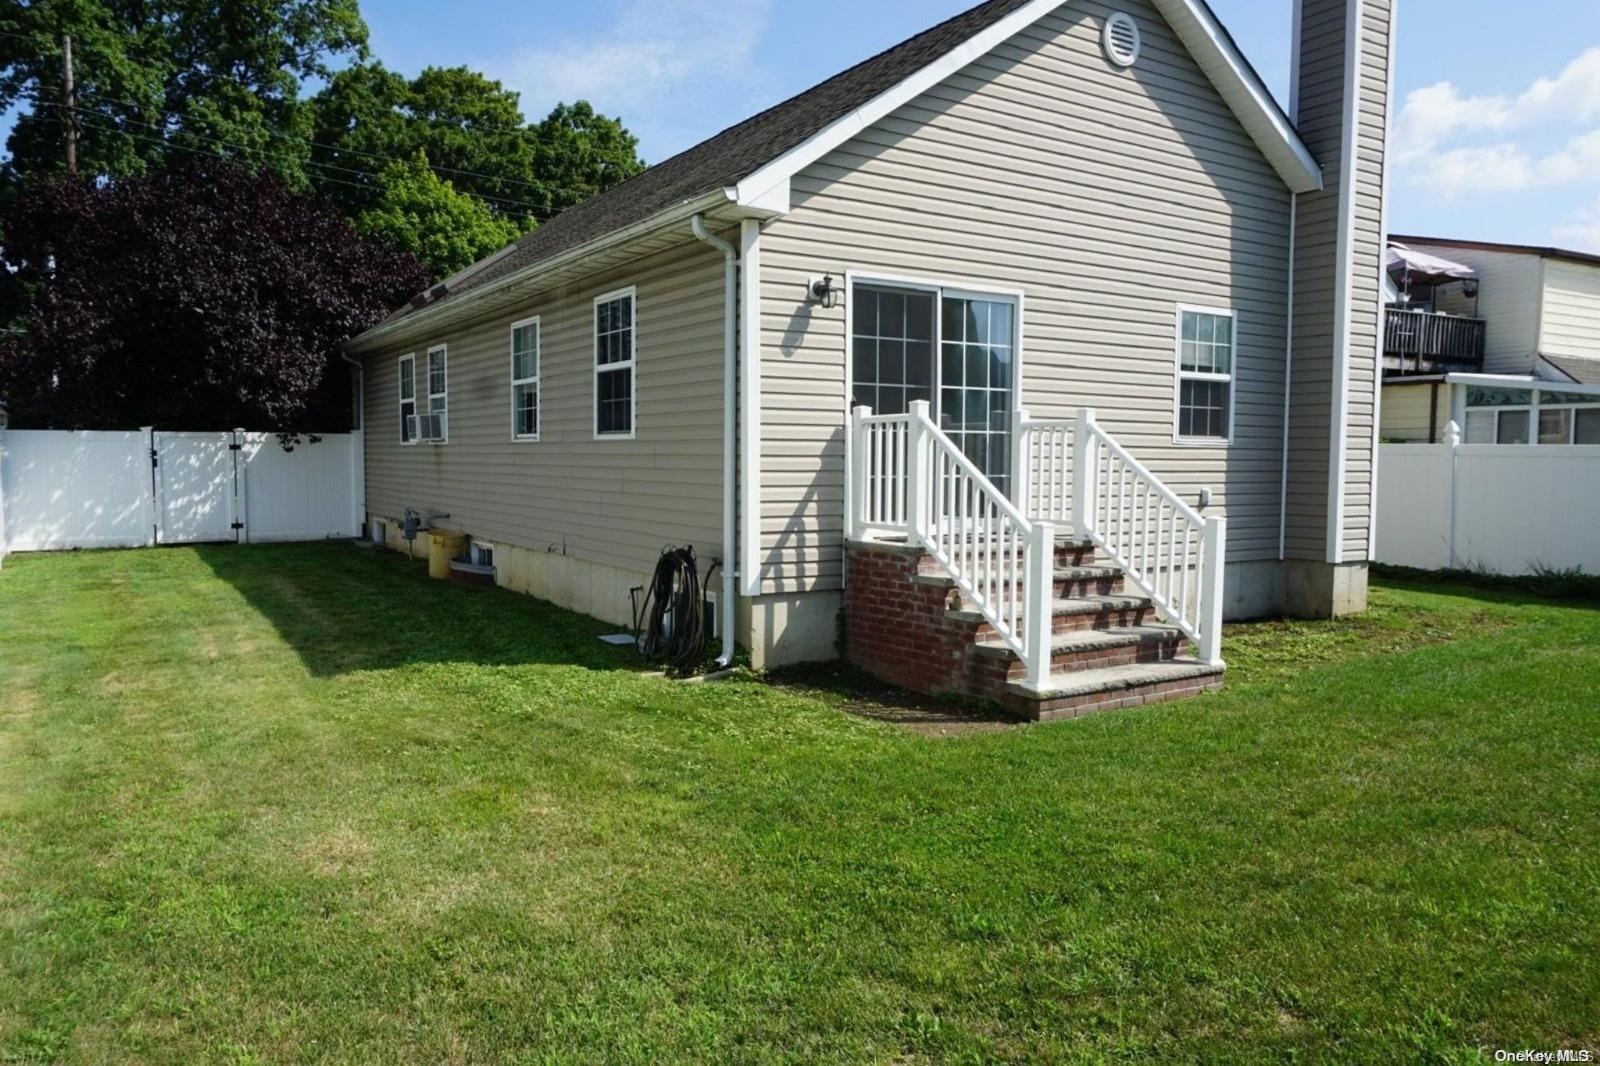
[0, 427, 364, 559]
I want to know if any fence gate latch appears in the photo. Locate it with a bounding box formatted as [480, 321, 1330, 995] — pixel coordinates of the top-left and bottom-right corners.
[149, 448, 158, 468]
[231, 522, 244, 530]
[229, 442, 242, 451]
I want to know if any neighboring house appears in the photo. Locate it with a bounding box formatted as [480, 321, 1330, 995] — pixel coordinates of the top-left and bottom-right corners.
[345, 0, 1394, 718]
[1380, 236, 1600, 445]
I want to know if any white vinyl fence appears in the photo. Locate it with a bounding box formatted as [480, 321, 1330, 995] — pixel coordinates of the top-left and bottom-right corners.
[1376, 430, 1600, 576]
[0, 427, 363, 564]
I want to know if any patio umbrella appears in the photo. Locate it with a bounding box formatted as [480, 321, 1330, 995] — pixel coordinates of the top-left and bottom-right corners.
[1386, 242, 1477, 284]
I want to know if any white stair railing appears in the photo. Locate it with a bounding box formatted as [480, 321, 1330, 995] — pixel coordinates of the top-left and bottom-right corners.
[1069, 410, 1226, 665]
[848, 407, 912, 540]
[851, 401, 1056, 689]
[1012, 410, 1075, 525]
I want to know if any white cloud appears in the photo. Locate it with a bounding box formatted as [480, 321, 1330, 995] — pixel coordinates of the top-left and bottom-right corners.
[487, 0, 778, 158]
[1412, 129, 1600, 197]
[1394, 46, 1600, 165]
[1553, 193, 1600, 253]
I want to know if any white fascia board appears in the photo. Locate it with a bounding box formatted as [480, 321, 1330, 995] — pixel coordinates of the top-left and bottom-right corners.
[1155, 0, 1324, 193]
[735, 0, 1323, 212]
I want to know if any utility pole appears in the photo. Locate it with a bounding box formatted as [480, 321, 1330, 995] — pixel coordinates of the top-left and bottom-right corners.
[62, 34, 77, 175]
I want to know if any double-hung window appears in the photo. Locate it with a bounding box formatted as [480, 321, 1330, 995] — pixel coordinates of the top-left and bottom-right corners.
[423, 345, 448, 442]
[1174, 307, 1236, 443]
[595, 287, 636, 438]
[398, 354, 417, 444]
[510, 317, 540, 440]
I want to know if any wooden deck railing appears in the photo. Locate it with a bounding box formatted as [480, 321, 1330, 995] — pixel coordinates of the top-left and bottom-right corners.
[1383, 308, 1486, 375]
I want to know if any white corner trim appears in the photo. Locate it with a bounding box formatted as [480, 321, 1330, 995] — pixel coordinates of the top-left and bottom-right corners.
[734, 0, 1322, 212]
[1279, 192, 1297, 562]
[1326, 0, 1364, 565]
[739, 220, 763, 598]
[1367, 0, 1398, 558]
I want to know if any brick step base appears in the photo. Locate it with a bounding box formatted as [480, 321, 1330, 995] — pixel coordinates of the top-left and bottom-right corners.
[844, 538, 1223, 723]
[996, 659, 1225, 721]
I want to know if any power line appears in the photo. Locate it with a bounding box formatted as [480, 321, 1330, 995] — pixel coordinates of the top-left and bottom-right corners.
[18, 88, 620, 209]
[40, 99, 560, 218]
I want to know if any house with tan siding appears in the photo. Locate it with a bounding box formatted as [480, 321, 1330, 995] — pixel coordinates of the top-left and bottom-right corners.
[345, 0, 1394, 720]
[1379, 236, 1600, 447]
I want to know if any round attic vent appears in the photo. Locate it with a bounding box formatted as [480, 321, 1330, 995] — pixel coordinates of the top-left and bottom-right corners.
[1103, 12, 1141, 67]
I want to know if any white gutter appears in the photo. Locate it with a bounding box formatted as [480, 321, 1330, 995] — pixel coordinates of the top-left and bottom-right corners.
[1279, 192, 1296, 561]
[690, 214, 739, 669]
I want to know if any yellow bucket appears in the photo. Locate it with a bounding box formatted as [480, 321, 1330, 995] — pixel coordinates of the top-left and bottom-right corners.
[426, 530, 467, 579]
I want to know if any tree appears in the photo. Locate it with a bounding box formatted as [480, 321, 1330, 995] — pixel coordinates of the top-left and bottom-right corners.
[356, 153, 521, 278]
[0, 161, 430, 431]
[308, 65, 646, 224]
[0, 0, 369, 187]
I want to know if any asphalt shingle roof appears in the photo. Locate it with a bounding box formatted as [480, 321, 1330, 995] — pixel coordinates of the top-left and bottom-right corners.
[390, 0, 1035, 322]
[1543, 354, 1600, 385]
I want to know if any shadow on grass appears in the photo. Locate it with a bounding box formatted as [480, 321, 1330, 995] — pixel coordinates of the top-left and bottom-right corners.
[193, 541, 646, 677]
[1372, 564, 1600, 609]
[763, 661, 1021, 736]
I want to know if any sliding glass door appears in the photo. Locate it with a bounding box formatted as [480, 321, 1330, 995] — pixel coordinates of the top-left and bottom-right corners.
[851, 282, 1017, 493]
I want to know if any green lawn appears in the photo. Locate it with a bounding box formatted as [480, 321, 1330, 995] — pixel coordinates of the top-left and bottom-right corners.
[1, 544, 1596, 1063]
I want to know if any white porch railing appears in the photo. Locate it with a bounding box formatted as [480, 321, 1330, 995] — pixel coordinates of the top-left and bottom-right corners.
[849, 403, 1226, 680]
[849, 409, 911, 539]
[851, 401, 1057, 689]
[1015, 409, 1225, 665]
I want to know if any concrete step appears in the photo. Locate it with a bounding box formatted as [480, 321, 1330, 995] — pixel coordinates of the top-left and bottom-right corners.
[914, 563, 1124, 599]
[999, 658, 1225, 721]
[972, 624, 1187, 676]
[946, 593, 1156, 640]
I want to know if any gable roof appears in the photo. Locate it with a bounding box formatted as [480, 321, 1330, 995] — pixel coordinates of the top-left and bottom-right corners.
[361, 0, 1321, 340]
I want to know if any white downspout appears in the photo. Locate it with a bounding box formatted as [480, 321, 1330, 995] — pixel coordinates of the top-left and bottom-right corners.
[691, 214, 739, 668]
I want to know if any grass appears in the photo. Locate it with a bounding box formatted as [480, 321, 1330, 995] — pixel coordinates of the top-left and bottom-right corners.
[1, 544, 1597, 1063]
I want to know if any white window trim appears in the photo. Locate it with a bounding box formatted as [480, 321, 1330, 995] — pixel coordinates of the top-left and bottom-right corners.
[509, 315, 541, 442]
[1172, 304, 1238, 446]
[593, 285, 638, 441]
[398, 352, 417, 446]
[425, 343, 449, 444]
[841, 270, 1027, 418]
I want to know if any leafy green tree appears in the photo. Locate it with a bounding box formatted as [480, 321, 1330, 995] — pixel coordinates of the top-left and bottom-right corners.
[355, 153, 521, 278]
[0, 0, 370, 186]
[308, 64, 646, 223]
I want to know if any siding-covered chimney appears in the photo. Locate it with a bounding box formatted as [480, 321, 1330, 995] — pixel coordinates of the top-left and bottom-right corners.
[1284, 0, 1395, 615]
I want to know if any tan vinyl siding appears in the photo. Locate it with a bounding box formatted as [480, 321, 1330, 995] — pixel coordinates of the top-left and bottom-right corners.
[1378, 381, 1438, 442]
[1540, 259, 1600, 359]
[360, 240, 727, 586]
[756, 0, 1293, 596]
[1419, 245, 1542, 373]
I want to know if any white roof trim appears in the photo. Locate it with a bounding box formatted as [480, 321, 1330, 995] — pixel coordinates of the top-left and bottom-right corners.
[734, 0, 1323, 209]
[1446, 372, 1600, 398]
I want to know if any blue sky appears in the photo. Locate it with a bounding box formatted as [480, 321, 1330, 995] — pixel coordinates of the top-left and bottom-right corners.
[11, 1, 1600, 250]
[364, 0, 1600, 250]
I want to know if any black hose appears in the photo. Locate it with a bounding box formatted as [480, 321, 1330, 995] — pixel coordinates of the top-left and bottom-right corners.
[635, 545, 709, 677]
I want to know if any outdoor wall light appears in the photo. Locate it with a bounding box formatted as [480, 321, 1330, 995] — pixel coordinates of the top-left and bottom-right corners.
[807, 274, 840, 309]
